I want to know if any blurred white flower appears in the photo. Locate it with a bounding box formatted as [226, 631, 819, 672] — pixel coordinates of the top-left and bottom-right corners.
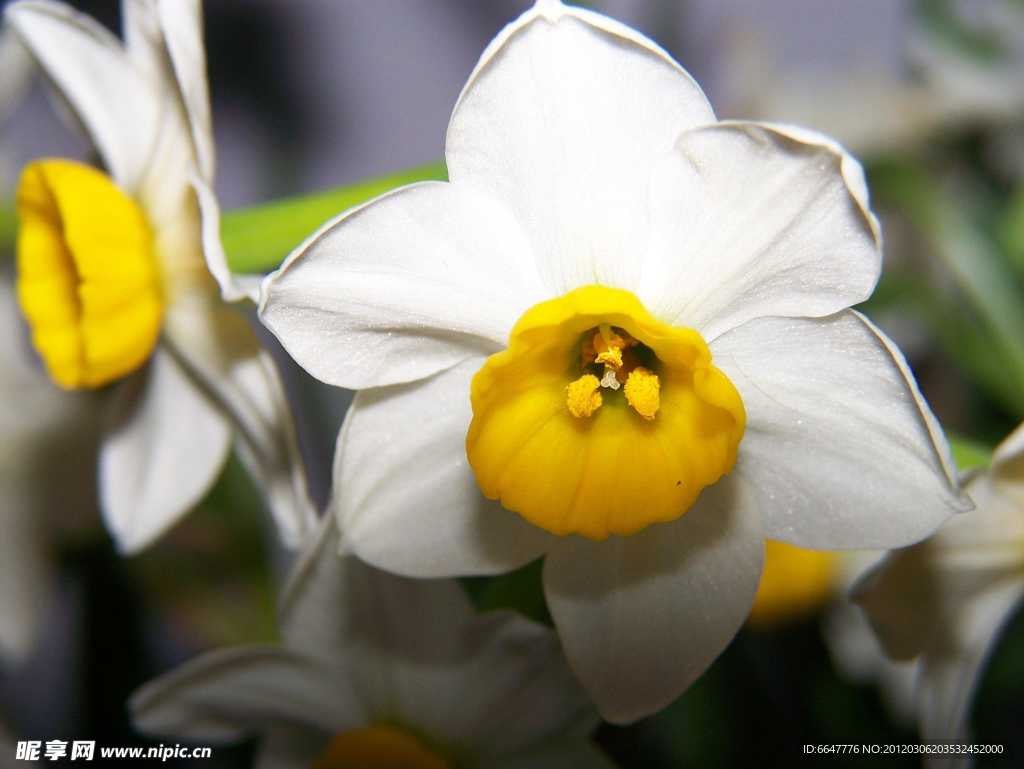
[823, 549, 920, 727]
[131, 516, 613, 769]
[3, 0, 315, 553]
[0, 22, 86, 665]
[0, 270, 98, 662]
[261, 0, 969, 721]
[0, 25, 32, 139]
[727, 0, 1024, 157]
[855, 422, 1024, 747]
[749, 542, 918, 724]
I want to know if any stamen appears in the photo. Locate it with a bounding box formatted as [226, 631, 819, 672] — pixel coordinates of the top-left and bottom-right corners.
[624, 366, 659, 420]
[567, 374, 602, 417]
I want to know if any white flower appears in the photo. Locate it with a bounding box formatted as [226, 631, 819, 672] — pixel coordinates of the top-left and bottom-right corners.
[131, 516, 613, 769]
[748, 541, 919, 724]
[4, 0, 316, 553]
[854, 423, 1024, 747]
[718, 0, 1024, 159]
[0, 24, 33, 144]
[261, 0, 969, 721]
[0, 269, 99, 661]
[826, 598, 919, 728]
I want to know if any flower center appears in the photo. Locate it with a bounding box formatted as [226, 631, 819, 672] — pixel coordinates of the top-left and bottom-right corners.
[310, 725, 453, 769]
[16, 159, 162, 389]
[466, 285, 746, 540]
[566, 323, 661, 420]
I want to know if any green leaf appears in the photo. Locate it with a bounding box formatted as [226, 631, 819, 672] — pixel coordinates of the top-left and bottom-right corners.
[221, 160, 447, 274]
[915, 0, 1004, 62]
[947, 433, 994, 471]
[997, 182, 1024, 277]
[870, 162, 1024, 415]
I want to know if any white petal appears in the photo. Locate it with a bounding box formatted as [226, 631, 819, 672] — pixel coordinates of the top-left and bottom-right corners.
[917, 578, 1024, 744]
[190, 171, 262, 302]
[130, 645, 367, 741]
[164, 304, 318, 549]
[261, 182, 545, 389]
[0, 25, 34, 128]
[122, 0, 169, 90]
[0, 477, 53, 661]
[854, 472, 1024, 660]
[5, 0, 160, 193]
[713, 310, 969, 550]
[852, 546, 941, 662]
[638, 122, 880, 340]
[119, 2, 201, 254]
[0, 277, 94, 658]
[276, 514, 358, 653]
[282, 516, 477, 657]
[992, 420, 1024, 486]
[852, 469, 1024, 749]
[99, 345, 231, 555]
[156, 0, 215, 183]
[417, 612, 597, 757]
[278, 521, 593, 756]
[446, 0, 714, 295]
[543, 476, 765, 724]
[824, 601, 918, 726]
[335, 357, 554, 577]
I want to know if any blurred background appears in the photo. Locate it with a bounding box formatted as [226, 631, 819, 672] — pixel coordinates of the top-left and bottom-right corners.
[2, 0, 1024, 765]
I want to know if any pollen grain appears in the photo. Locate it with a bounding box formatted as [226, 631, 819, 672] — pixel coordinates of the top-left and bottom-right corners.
[624, 366, 660, 420]
[566, 374, 603, 418]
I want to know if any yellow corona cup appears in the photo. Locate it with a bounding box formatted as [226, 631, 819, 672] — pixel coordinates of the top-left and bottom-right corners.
[748, 541, 838, 627]
[466, 285, 746, 541]
[16, 159, 162, 390]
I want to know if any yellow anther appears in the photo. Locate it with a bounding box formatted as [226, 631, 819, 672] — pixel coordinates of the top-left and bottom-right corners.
[566, 374, 602, 417]
[16, 159, 162, 389]
[624, 366, 660, 420]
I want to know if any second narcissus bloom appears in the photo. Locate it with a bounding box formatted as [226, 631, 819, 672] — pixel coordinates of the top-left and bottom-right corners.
[131, 517, 614, 769]
[0, 270, 100, 662]
[855, 423, 1024, 748]
[4, 0, 315, 553]
[261, 0, 970, 721]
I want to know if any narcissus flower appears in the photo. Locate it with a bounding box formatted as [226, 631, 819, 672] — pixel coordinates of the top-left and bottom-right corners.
[261, 0, 969, 721]
[131, 518, 615, 769]
[4, 0, 315, 553]
[0, 271, 100, 661]
[855, 424, 1024, 744]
